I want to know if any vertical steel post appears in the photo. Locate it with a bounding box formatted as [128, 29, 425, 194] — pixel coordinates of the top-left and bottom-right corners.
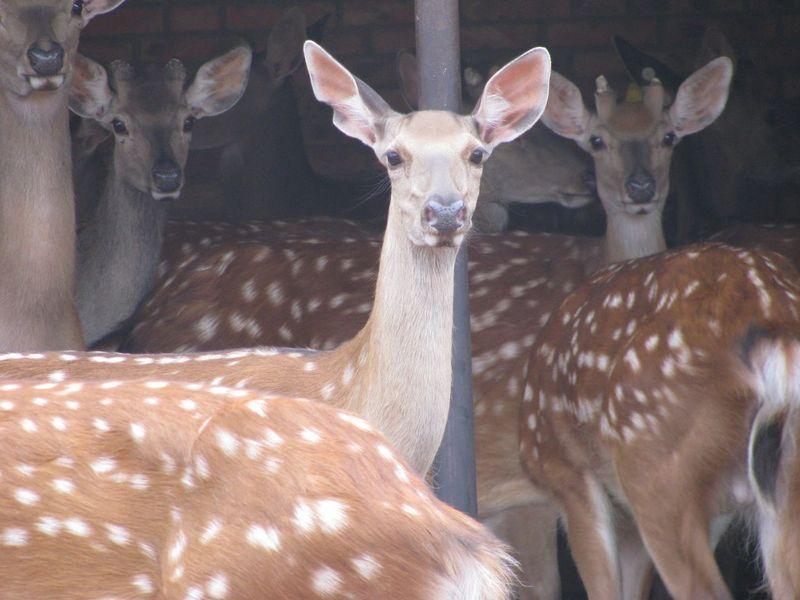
[414, 0, 477, 517]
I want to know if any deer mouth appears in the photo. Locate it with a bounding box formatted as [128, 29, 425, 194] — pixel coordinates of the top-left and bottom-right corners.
[622, 200, 657, 215]
[24, 74, 66, 91]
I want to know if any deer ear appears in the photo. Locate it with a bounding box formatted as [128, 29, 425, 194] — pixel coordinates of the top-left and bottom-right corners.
[69, 54, 113, 121]
[304, 41, 398, 148]
[187, 46, 252, 118]
[541, 71, 590, 142]
[396, 50, 419, 111]
[669, 56, 733, 138]
[82, 0, 128, 23]
[473, 47, 551, 148]
[265, 7, 307, 80]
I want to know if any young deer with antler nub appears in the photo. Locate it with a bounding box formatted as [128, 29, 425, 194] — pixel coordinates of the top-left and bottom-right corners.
[70, 48, 251, 346]
[0, 0, 127, 351]
[0, 41, 552, 479]
[0, 379, 516, 598]
[519, 243, 800, 599]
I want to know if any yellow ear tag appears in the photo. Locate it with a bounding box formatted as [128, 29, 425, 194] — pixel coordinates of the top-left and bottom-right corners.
[625, 82, 643, 103]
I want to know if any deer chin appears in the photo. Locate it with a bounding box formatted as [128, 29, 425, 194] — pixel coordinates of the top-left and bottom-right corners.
[151, 190, 181, 202]
[24, 74, 66, 92]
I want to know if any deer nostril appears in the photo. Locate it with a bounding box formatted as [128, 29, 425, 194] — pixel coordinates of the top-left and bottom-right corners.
[152, 161, 183, 194]
[625, 174, 656, 203]
[423, 195, 467, 233]
[27, 42, 65, 77]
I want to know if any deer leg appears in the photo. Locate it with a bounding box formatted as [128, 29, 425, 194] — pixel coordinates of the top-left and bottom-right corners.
[483, 502, 560, 600]
[627, 489, 732, 600]
[559, 473, 622, 600]
[615, 510, 655, 600]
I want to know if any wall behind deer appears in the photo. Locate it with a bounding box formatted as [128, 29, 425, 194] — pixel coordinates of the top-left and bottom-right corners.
[80, 0, 800, 179]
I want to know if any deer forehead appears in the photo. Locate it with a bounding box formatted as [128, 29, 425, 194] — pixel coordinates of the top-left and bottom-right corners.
[601, 103, 663, 139]
[115, 75, 185, 116]
[392, 110, 478, 149]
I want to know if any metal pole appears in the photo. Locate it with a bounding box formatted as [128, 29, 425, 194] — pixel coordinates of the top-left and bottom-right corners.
[414, 0, 477, 517]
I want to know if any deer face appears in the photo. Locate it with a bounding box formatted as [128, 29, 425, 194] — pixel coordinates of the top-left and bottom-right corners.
[305, 41, 551, 248]
[69, 48, 251, 200]
[544, 57, 733, 219]
[0, 0, 125, 97]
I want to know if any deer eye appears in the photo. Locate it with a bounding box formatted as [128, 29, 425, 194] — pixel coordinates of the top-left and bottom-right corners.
[111, 118, 128, 135]
[183, 116, 196, 133]
[662, 131, 677, 147]
[589, 135, 605, 151]
[469, 148, 486, 165]
[386, 150, 403, 167]
[72, 0, 84, 17]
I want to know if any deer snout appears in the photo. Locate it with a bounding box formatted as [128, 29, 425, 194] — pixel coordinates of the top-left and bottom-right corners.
[423, 194, 467, 233]
[27, 42, 64, 77]
[152, 160, 183, 196]
[582, 168, 597, 192]
[625, 170, 656, 204]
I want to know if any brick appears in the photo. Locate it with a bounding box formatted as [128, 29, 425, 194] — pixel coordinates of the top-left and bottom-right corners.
[321, 30, 368, 56]
[342, 0, 414, 26]
[84, 5, 164, 36]
[574, 0, 627, 15]
[169, 6, 223, 33]
[77, 39, 134, 64]
[369, 26, 415, 55]
[573, 49, 629, 81]
[225, 4, 284, 31]
[546, 19, 658, 48]
[140, 36, 239, 66]
[462, 0, 570, 21]
[461, 24, 541, 50]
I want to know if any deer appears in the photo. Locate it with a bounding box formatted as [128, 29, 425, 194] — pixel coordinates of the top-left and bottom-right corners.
[517, 242, 800, 599]
[115, 54, 733, 599]
[0, 41, 553, 482]
[0, 378, 517, 598]
[69, 48, 252, 347]
[395, 50, 597, 233]
[0, 0, 128, 351]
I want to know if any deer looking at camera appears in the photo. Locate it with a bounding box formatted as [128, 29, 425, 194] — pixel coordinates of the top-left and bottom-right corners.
[394, 51, 597, 233]
[70, 48, 251, 347]
[0, 0, 128, 351]
[117, 55, 733, 599]
[518, 243, 800, 600]
[0, 379, 516, 598]
[0, 41, 553, 480]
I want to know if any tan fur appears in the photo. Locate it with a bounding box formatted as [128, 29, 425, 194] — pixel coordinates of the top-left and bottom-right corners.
[519, 243, 800, 599]
[0, 379, 515, 598]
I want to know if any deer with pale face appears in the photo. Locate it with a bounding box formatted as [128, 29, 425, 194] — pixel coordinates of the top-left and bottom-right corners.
[544, 57, 733, 263]
[69, 48, 251, 346]
[0, 0, 127, 351]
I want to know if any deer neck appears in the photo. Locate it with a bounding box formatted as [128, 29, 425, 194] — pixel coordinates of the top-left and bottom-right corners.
[76, 167, 168, 346]
[0, 88, 78, 344]
[602, 207, 666, 266]
[341, 205, 457, 474]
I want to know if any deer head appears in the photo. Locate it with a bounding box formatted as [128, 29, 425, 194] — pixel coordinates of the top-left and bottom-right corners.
[0, 0, 126, 101]
[69, 47, 251, 200]
[396, 53, 595, 216]
[543, 57, 733, 220]
[305, 41, 551, 248]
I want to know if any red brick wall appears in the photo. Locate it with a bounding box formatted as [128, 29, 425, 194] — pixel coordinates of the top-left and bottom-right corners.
[80, 0, 800, 178]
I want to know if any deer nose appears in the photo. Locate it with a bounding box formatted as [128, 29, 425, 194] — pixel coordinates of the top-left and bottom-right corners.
[27, 42, 64, 77]
[152, 161, 183, 194]
[625, 171, 655, 203]
[423, 194, 467, 233]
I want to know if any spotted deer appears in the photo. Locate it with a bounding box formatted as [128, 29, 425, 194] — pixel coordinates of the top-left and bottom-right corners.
[395, 51, 597, 232]
[69, 48, 251, 347]
[0, 42, 553, 481]
[0, 0, 128, 351]
[0, 378, 517, 598]
[518, 243, 800, 599]
[117, 52, 734, 600]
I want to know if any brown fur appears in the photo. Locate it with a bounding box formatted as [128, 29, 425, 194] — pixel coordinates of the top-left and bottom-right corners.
[519, 242, 800, 598]
[0, 379, 515, 598]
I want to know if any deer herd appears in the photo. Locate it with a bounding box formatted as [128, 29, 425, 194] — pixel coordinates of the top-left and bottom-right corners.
[1, 1, 800, 599]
